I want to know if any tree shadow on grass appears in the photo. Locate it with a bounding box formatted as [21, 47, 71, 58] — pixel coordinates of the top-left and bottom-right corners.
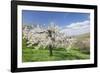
[53, 50, 89, 60]
[53, 51, 70, 60]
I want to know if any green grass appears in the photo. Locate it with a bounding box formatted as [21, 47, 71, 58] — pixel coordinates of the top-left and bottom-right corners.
[22, 47, 90, 62]
[22, 39, 90, 62]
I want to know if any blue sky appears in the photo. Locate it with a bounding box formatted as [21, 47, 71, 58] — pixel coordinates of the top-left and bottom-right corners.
[22, 10, 90, 27]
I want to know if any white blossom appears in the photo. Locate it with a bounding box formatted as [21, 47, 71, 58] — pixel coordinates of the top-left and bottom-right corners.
[22, 23, 76, 50]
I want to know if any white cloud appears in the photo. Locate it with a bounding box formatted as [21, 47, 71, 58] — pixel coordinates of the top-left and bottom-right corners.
[60, 20, 90, 36]
[67, 20, 90, 29]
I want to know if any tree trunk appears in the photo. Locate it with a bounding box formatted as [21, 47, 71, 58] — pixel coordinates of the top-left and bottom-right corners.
[49, 44, 53, 56]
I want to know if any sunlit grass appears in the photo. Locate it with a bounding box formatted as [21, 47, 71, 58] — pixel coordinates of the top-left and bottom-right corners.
[22, 38, 90, 62]
[22, 47, 90, 62]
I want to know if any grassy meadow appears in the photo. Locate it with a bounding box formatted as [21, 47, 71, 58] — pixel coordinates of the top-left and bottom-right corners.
[22, 33, 90, 62]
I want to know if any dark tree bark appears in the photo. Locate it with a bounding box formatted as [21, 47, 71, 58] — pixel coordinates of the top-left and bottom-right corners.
[49, 44, 53, 56]
[48, 30, 54, 56]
